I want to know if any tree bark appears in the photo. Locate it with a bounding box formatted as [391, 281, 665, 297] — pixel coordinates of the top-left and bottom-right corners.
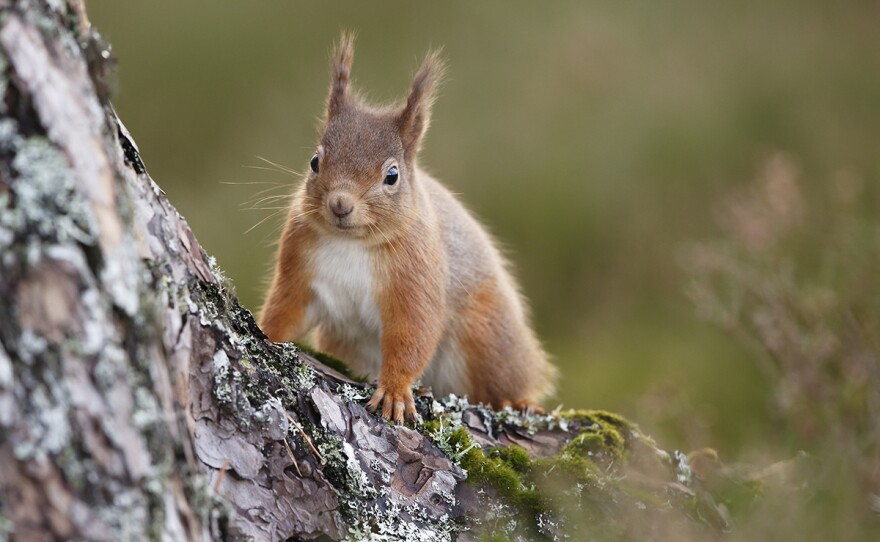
[0, 2, 734, 541]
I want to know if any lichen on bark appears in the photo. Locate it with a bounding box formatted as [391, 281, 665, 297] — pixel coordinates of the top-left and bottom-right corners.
[0, 1, 754, 541]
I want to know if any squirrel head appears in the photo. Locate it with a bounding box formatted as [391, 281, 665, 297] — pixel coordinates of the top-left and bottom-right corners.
[300, 32, 445, 240]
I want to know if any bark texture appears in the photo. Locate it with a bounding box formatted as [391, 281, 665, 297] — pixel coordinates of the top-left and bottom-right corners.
[0, 2, 736, 541]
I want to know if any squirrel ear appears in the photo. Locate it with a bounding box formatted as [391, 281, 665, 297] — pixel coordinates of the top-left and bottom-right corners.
[398, 49, 445, 158]
[327, 32, 355, 119]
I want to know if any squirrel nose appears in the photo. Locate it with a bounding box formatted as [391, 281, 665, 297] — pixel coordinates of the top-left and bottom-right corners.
[329, 194, 354, 218]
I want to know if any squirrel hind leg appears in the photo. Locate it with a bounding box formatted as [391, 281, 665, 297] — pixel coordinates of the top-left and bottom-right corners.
[456, 277, 551, 411]
[514, 399, 545, 415]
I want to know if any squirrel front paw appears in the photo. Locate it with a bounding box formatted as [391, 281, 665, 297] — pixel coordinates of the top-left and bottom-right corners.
[367, 384, 417, 424]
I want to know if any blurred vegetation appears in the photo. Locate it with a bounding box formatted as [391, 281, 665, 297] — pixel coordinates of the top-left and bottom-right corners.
[683, 153, 879, 539]
[88, 2, 879, 536]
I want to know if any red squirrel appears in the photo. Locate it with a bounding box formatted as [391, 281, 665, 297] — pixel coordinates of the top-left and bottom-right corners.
[259, 34, 556, 423]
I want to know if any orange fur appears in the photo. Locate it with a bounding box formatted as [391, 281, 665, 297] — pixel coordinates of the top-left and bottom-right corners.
[260, 34, 556, 423]
[368, 223, 446, 422]
[258, 213, 316, 342]
[458, 278, 545, 409]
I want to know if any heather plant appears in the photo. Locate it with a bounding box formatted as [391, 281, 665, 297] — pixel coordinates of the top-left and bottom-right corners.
[685, 153, 880, 539]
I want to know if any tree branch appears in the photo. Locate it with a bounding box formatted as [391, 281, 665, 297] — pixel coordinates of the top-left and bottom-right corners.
[0, 2, 736, 541]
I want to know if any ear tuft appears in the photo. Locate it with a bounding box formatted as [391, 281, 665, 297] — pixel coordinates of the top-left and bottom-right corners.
[327, 31, 356, 118]
[398, 48, 446, 158]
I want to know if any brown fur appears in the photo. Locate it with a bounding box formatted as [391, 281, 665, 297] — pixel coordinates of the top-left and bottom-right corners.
[259, 34, 556, 423]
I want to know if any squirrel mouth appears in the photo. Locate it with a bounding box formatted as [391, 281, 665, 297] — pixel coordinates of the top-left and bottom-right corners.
[333, 220, 357, 232]
[326, 212, 363, 234]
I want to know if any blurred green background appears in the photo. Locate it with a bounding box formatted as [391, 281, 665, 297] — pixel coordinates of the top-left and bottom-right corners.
[88, 1, 880, 458]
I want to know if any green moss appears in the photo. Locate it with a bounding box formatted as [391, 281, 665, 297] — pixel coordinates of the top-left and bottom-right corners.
[423, 419, 440, 435]
[489, 444, 532, 475]
[561, 424, 625, 469]
[295, 343, 365, 382]
[425, 420, 540, 515]
[615, 483, 667, 508]
[462, 446, 522, 498]
[535, 449, 600, 482]
[562, 409, 638, 437]
[424, 406, 730, 539]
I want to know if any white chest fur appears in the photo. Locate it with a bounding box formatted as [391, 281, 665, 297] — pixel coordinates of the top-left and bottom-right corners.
[307, 236, 382, 336]
[305, 235, 468, 392]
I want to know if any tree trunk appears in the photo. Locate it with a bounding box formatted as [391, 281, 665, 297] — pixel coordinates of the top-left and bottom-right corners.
[0, 2, 735, 541]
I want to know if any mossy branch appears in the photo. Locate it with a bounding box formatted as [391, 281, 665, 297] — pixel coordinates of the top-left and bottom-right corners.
[0, 1, 749, 541]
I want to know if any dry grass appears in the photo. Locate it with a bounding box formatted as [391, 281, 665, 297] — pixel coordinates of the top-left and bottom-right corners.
[683, 153, 880, 540]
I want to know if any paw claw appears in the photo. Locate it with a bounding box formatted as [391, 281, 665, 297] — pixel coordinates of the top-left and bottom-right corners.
[368, 385, 416, 425]
[384, 395, 394, 419]
[366, 388, 384, 412]
[513, 400, 545, 415]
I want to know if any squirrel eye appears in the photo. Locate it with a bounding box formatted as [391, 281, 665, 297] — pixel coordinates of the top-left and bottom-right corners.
[309, 153, 319, 173]
[384, 165, 399, 186]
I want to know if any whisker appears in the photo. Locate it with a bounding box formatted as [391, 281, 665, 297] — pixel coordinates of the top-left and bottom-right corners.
[368, 222, 399, 261]
[244, 209, 287, 234]
[242, 184, 294, 198]
[220, 180, 282, 185]
[373, 221, 400, 261]
[366, 222, 379, 243]
[243, 194, 293, 208]
[359, 184, 374, 198]
[287, 209, 320, 223]
[255, 156, 303, 177]
[451, 271, 470, 297]
[242, 165, 300, 177]
[241, 185, 295, 202]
